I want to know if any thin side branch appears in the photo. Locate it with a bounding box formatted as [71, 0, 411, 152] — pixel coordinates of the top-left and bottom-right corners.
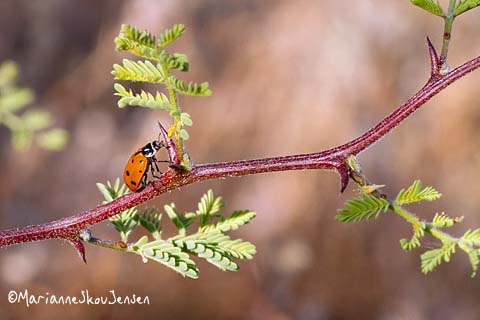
[439, 0, 457, 72]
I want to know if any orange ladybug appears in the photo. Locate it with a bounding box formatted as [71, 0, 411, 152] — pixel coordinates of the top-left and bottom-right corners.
[123, 140, 165, 191]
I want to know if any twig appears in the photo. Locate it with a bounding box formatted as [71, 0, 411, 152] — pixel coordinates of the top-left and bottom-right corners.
[439, 0, 457, 73]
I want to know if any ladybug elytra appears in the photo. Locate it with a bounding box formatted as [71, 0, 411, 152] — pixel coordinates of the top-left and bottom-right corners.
[123, 139, 165, 191]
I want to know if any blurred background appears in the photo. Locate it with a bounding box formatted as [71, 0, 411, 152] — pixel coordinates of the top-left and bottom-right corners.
[0, 0, 480, 319]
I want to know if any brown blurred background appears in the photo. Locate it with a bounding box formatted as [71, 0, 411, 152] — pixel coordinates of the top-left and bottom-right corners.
[0, 0, 480, 319]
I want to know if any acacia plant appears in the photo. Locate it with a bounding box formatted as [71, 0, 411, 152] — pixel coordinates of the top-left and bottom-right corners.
[1, 0, 480, 278]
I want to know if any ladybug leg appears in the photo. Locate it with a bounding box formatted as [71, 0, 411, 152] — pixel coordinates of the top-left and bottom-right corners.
[153, 154, 170, 164]
[150, 157, 162, 179]
[140, 171, 149, 190]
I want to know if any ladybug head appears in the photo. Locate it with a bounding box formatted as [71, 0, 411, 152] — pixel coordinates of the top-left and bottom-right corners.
[152, 140, 162, 151]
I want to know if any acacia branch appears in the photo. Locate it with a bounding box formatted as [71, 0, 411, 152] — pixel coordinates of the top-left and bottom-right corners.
[1, 40, 480, 261]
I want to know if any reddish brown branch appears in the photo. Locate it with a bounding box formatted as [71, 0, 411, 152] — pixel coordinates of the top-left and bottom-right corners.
[1, 40, 480, 261]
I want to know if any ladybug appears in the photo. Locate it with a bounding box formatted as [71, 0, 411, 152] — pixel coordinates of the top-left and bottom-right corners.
[123, 139, 165, 191]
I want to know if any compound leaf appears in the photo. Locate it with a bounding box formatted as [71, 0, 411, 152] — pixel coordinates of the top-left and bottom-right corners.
[112, 59, 166, 83]
[455, 0, 480, 16]
[395, 180, 441, 205]
[158, 24, 185, 48]
[336, 194, 389, 223]
[138, 239, 199, 278]
[114, 83, 172, 110]
[421, 243, 456, 274]
[169, 75, 211, 96]
[410, 0, 445, 17]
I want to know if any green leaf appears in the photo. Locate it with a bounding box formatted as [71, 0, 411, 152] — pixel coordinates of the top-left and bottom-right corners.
[455, 0, 480, 16]
[180, 112, 193, 126]
[115, 24, 186, 60]
[22, 110, 52, 131]
[197, 189, 224, 217]
[0, 60, 18, 87]
[158, 24, 185, 48]
[115, 24, 156, 51]
[98, 179, 138, 242]
[431, 213, 457, 228]
[467, 250, 480, 277]
[201, 210, 256, 233]
[410, 0, 445, 17]
[139, 239, 199, 278]
[196, 190, 224, 228]
[215, 210, 256, 232]
[164, 204, 196, 235]
[167, 53, 189, 71]
[457, 239, 480, 277]
[200, 231, 256, 259]
[137, 207, 162, 240]
[336, 194, 389, 223]
[132, 235, 149, 251]
[181, 152, 193, 171]
[112, 59, 166, 83]
[400, 223, 425, 251]
[178, 128, 189, 140]
[171, 232, 239, 271]
[216, 238, 256, 259]
[0, 88, 34, 112]
[114, 83, 172, 110]
[421, 248, 445, 274]
[462, 228, 480, 247]
[11, 127, 32, 151]
[37, 128, 68, 151]
[168, 76, 212, 96]
[420, 242, 456, 274]
[110, 207, 139, 242]
[458, 229, 480, 277]
[96, 181, 116, 202]
[115, 40, 165, 62]
[395, 180, 441, 205]
[400, 237, 421, 251]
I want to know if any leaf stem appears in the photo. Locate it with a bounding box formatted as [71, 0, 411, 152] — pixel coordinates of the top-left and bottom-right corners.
[426, 223, 458, 243]
[391, 204, 421, 226]
[84, 236, 129, 252]
[160, 63, 184, 162]
[439, 0, 457, 73]
[391, 204, 459, 243]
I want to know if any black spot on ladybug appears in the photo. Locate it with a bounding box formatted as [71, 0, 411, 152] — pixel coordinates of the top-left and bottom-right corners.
[131, 159, 135, 164]
[125, 170, 130, 176]
[139, 160, 145, 164]
[138, 170, 143, 173]
[131, 180, 137, 186]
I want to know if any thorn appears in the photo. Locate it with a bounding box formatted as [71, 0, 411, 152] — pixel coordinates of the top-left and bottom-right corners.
[157, 121, 181, 167]
[70, 238, 87, 263]
[337, 164, 350, 193]
[157, 121, 169, 143]
[426, 36, 440, 77]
